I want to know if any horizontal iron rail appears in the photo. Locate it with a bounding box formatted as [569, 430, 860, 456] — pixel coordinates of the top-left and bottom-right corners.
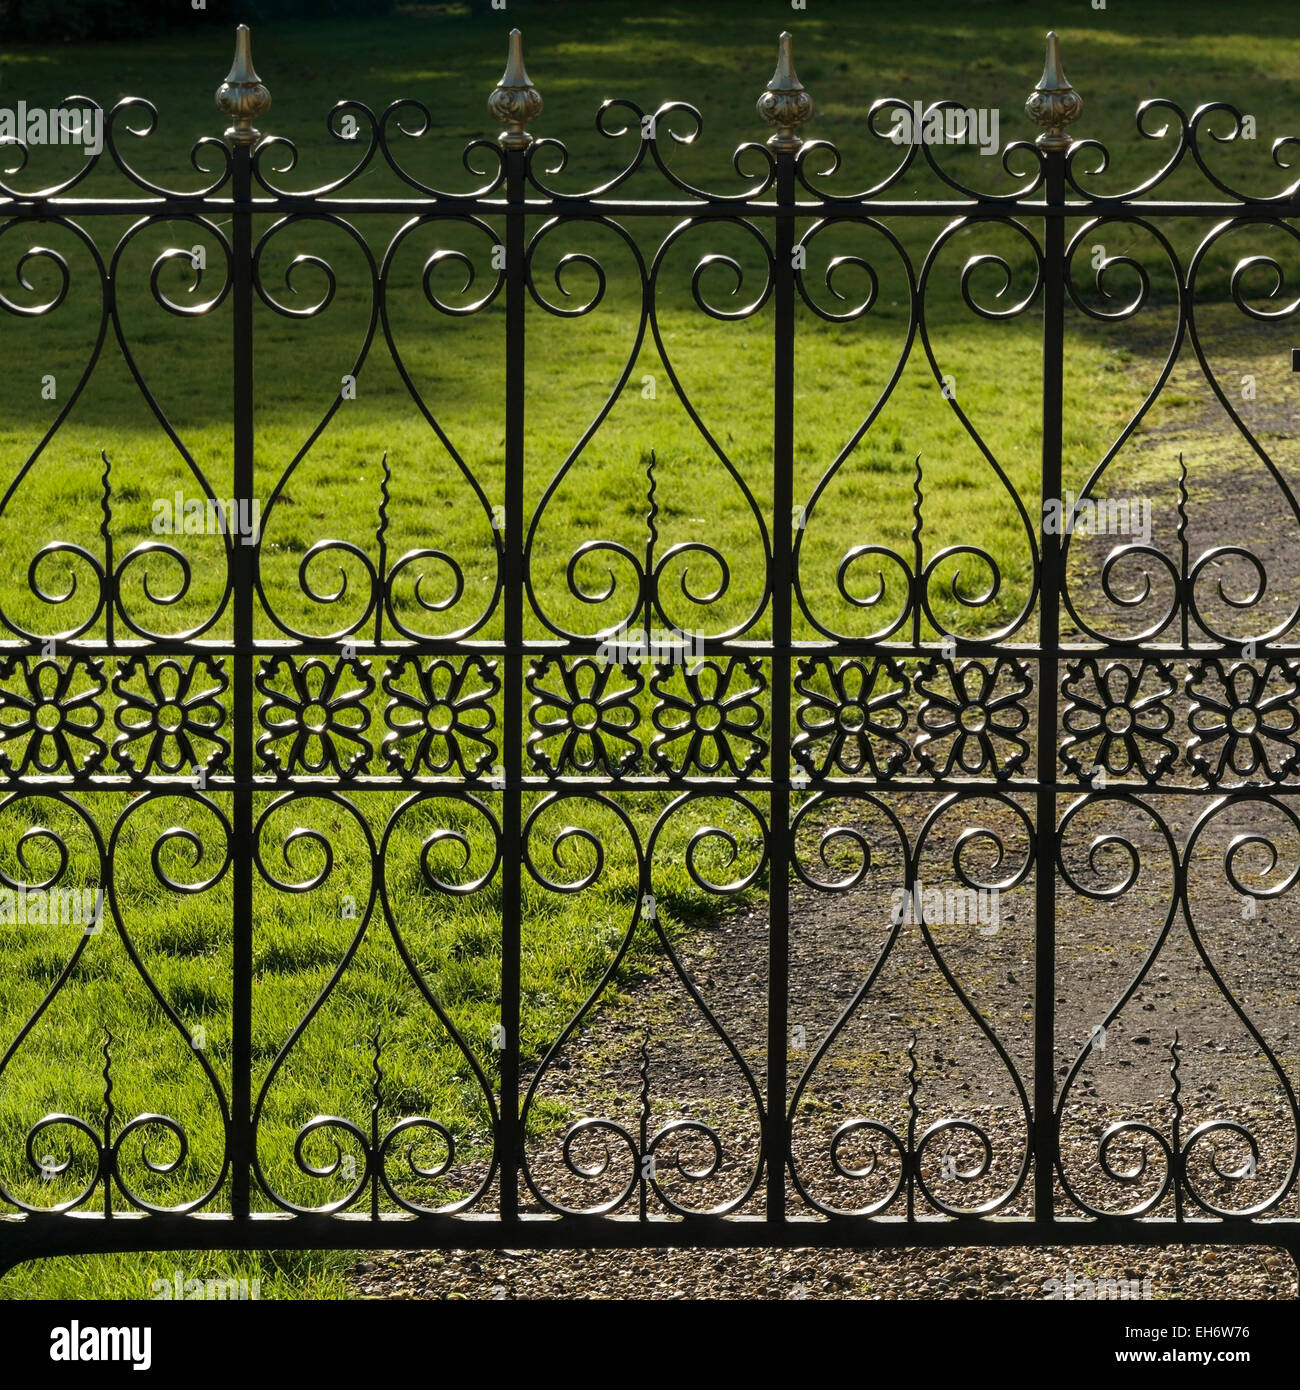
[2, 1212, 1298, 1274]
[3, 198, 1300, 219]
[4, 643, 1298, 658]
[0, 776, 1295, 796]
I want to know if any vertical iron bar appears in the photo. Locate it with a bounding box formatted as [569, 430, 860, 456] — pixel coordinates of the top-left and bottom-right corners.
[1034, 144, 1066, 1225]
[499, 144, 526, 1223]
[230, 136, 254, 1221]
[767, 147, 796, 1221]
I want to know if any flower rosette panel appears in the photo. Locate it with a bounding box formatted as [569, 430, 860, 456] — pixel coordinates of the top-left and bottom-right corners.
[1187, 659, 1300, 786]
[650, 657, 768, 779]
[1061, 658, 1177, 787]
[793, 655, 909, 781]
[112, 655, 229, 778]
[0, 656, 108, 776]
[527, 657, 643, 778]
[383, 655, 499, 779]
[256, 655, 375, 779]
[915, 657, 1032, 781]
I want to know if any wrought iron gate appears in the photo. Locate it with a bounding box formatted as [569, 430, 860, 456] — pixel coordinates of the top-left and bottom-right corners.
[1, 24, 1298, 1277]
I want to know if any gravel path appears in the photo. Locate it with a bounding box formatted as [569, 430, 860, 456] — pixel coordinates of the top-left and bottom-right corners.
[351, 1243, 1296, 1301]
[349, 799, 1299, 1299]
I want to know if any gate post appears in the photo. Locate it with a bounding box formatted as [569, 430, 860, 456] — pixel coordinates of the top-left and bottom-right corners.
[758, 31, 813, 1222]
[216, 23, 271, 1221]
[489, 27, 541, 1224]
[1026, 31, 1082, 1226]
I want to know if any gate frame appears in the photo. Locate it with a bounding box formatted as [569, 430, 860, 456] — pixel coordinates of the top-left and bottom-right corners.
[1, 24, 1298, 1288]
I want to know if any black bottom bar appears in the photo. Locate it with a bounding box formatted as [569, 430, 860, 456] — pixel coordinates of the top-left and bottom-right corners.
[2, 1213, 1298, 1277]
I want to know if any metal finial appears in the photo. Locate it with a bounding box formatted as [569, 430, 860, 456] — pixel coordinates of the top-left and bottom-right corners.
[757, 31, 813, 153]
[489, 29, 542, 150]
[1025, 31, 1082, 151]
[215, 25, 271, 148]
[1028, 33, 1078, 151]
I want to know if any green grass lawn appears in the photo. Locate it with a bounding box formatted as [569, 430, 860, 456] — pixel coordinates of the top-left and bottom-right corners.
[2, 0, 1299, 1298]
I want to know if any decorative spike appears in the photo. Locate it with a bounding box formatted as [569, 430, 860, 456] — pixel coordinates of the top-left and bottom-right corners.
[1025, 31, 1082, 151]
[757, 31, 814, 153]
[100, 451, 114, 646]
[1176, 452, 1189, 646]
[1168, 1030, 1183, 1129]
[911, 455, 925, 645]
[644, 449, 659, 569]
[101, 1030, 114, 1136]
[216, 24, 271, 148]
[637, 1028, 652, 1217]
[904, 1032, 920, 1217]
[369, 1030, 383, 1218]
[375, 451, 391, 646]
[1168, 1029, 1184, 1218]
[99, 450, 112, 551]
[376, 453, 391, 559]
[638, 1029, 652, 1136]
[488, 29, 542, 150]
[1176, 451, 1188, 554]
[99, 1029, 116, 1215]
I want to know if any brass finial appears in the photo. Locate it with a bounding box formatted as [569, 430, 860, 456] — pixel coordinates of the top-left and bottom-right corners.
[1025, 31, 1082, 151]
[489, 29, 542, 150]
[757, 31, 813, 153]
[215, 24, 270, 148]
